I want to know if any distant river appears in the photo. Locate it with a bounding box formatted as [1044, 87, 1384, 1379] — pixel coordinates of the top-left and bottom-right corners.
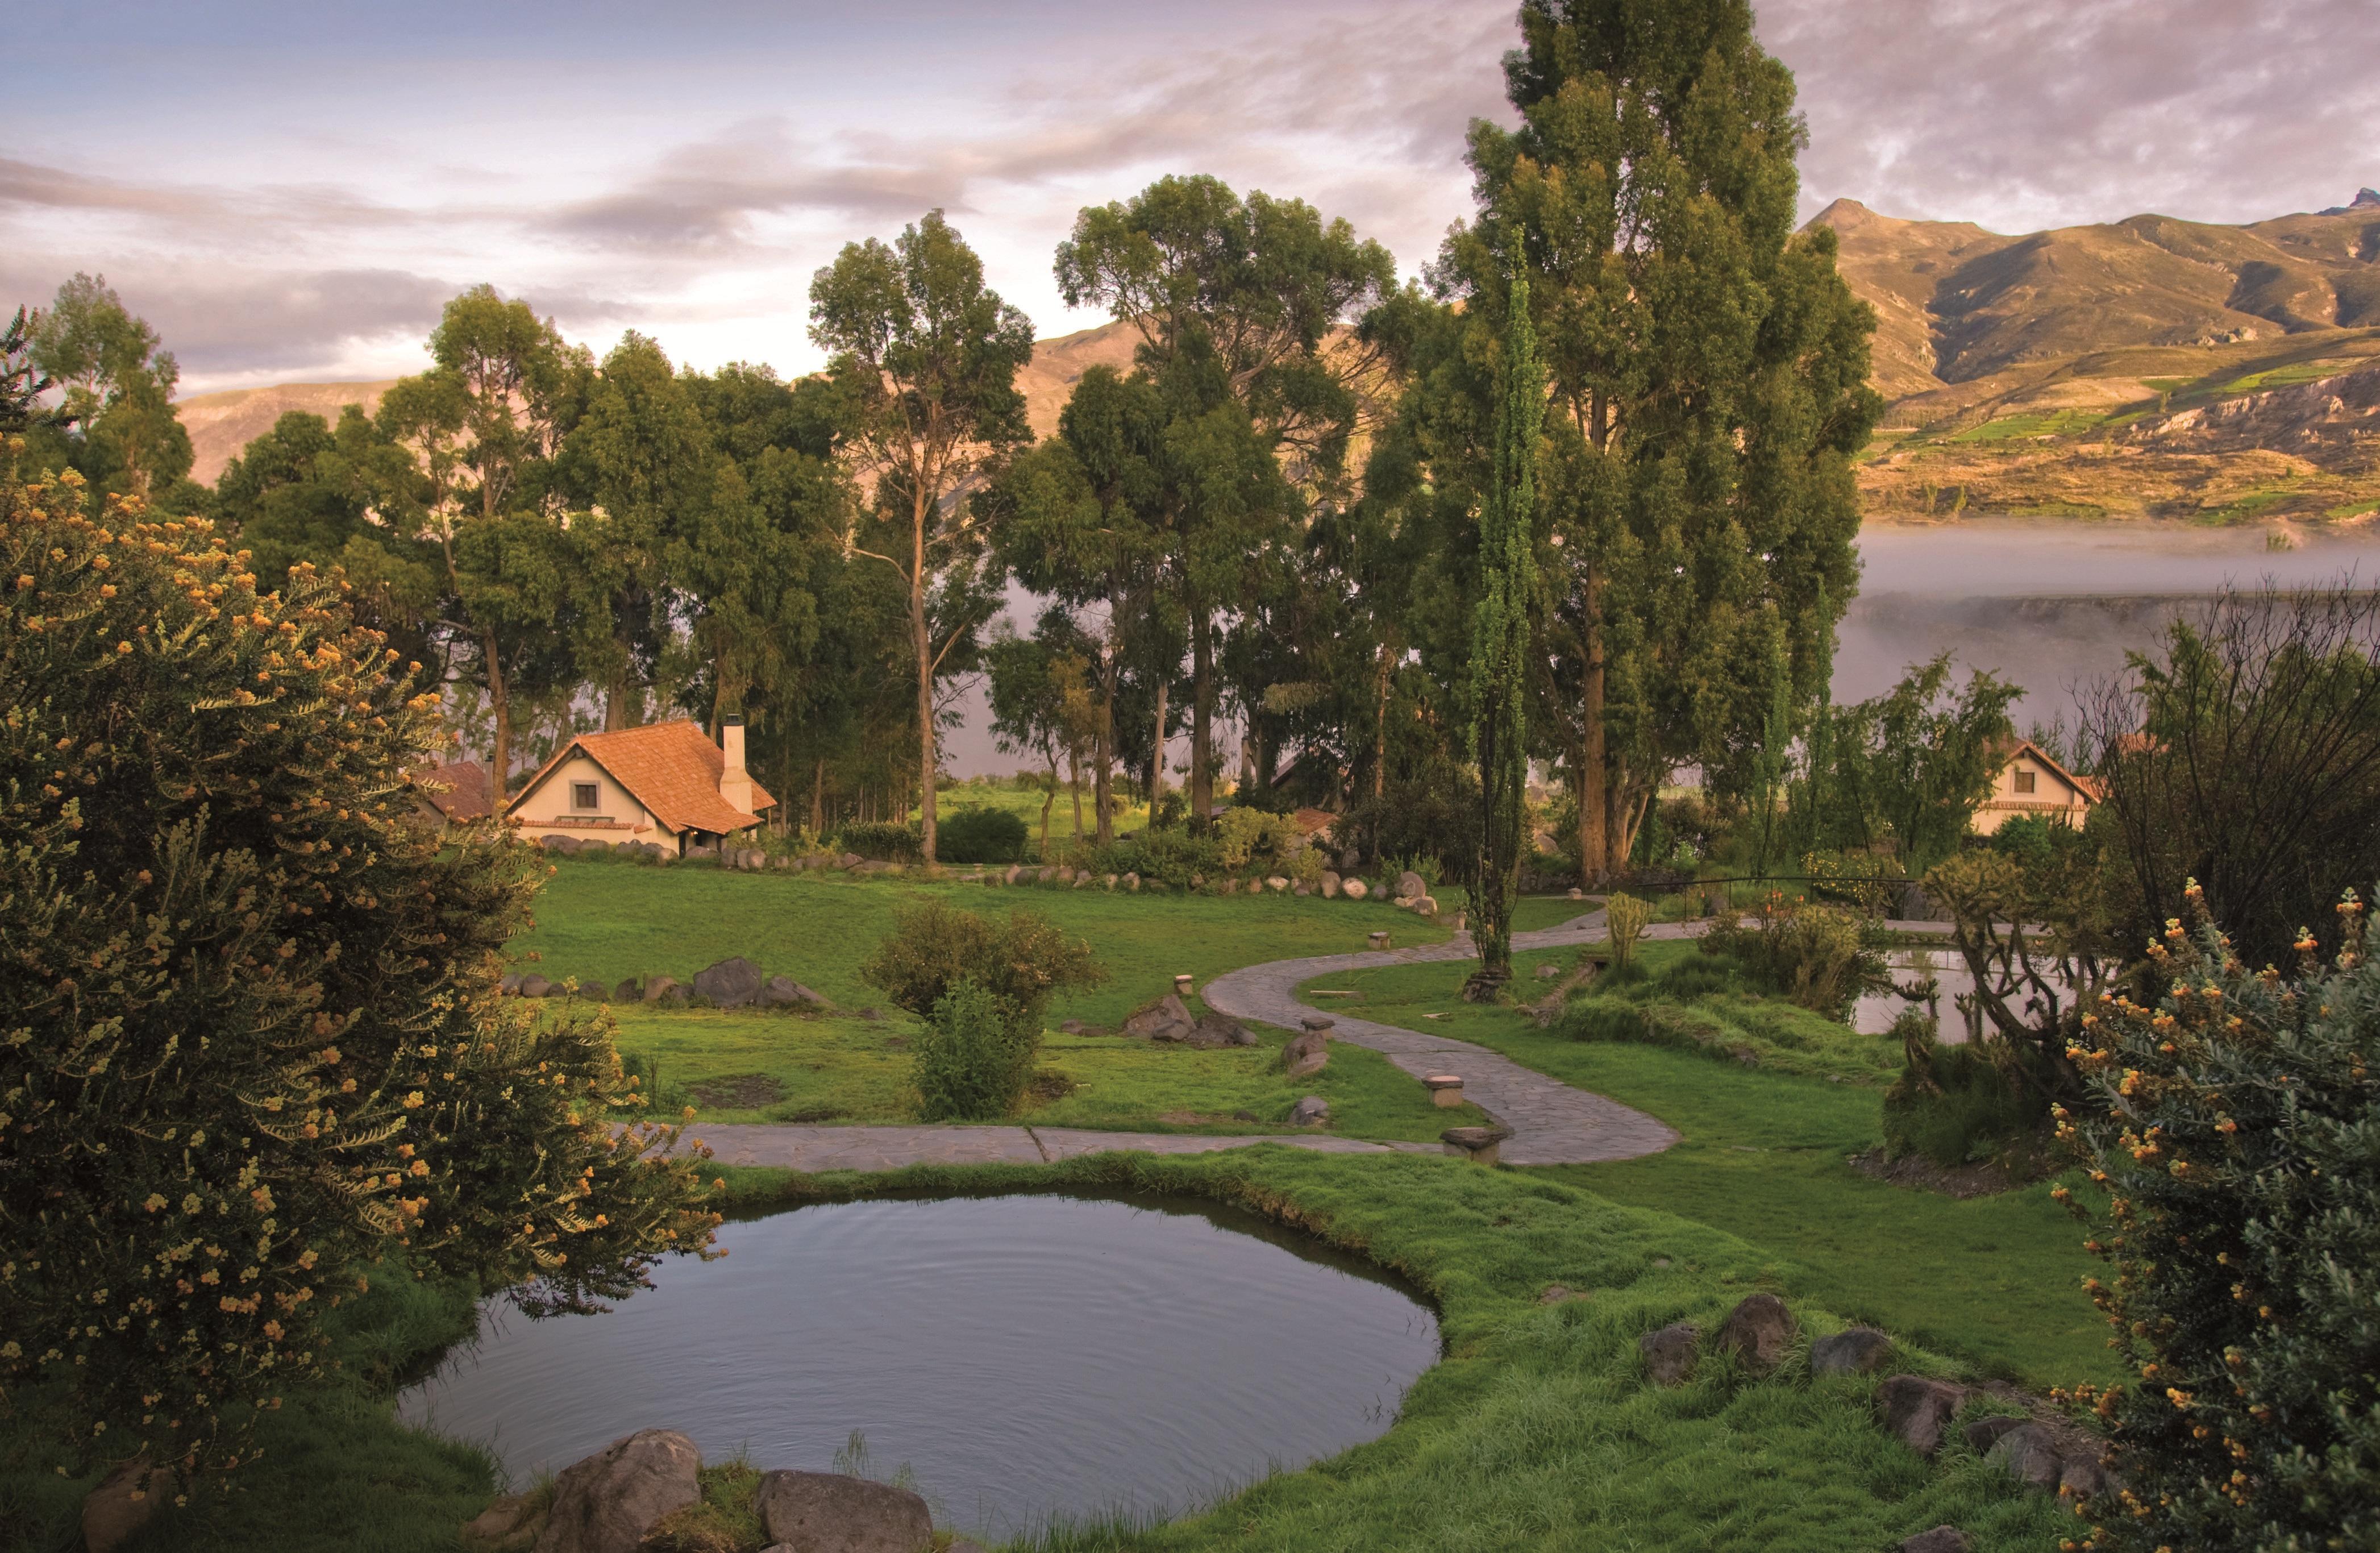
[1837, 518, 2380, 724]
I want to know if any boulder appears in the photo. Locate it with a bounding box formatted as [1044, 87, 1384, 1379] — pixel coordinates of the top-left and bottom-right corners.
[1878, 1375, 1969, 1458]
[1058, 1019, 1086, 1035]
[500, 973, 522, 996]
[1809, 1326, 1894, 1376]
[82, 1458, 170, 1553]
[518, 974, 553, 999]
[614, 978, 643, 1003]
[642, 975, 684, 1006]
[1395, 870, 1427, 900]
[1289, 1094, 1330, 1127]
[1281, 1029, 1330, 1078]
[692, 956, 765, 1008]
[1339, 847, 1362, 872]
[1715, 1293, 1797, 1373]
[1291, 881, 1309, 897]
[579, 839, 610, 855]
[1265, 875, 1288, 892]
[2058, 1452, 2112, 1502]
[1342, 878, 1369, 901]
[1567, 887, 1584, 900]
[760, 975, 829, 1010]
[1104, 873, 1120, 890]
[1055, 866, 1076, 883]
[840, 852, 864, 870]
[1534, 962, 1560, 979]
[1122, 871, 1140, 892]
[776, 854, 795, 870]
[1640, 1322, 1699, 1386]
[1123, 993, 1200, 1042]
[1192, 1014, 1259, 1048]
[569, 976, 611, 1001]
[1003, 866, 1024, 885]
[541, 834, 581, 854]
[1321, 871, 1341, 898]
[753, 1469, 935, 1553]
[1986, 1423, 2066, 1492]
[1899, 1530, 1972, 1553]
[534, 1429, 701, 1553]
[1414, 895, 1439, 916]
[1962, 1414, 2027, 1455]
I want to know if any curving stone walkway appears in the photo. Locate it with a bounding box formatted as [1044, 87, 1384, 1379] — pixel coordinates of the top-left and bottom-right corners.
[1200, 910, 1686, 1166]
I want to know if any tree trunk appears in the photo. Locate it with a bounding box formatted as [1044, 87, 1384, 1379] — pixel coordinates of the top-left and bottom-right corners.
[483, 626, 512, 801]
[811, 758, 825, 837]
[1149, 676, 1168, 808]
[910, 506, 937, 863]
[1093, 700, 1115, 846]
[1190, 609, 1213, 834]
[1039, 753, 1057, 858]
[1578, 578, 1609, 886]
[1067, 745, 1085, 838]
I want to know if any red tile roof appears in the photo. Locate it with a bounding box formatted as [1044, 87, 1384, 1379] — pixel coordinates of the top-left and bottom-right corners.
[510, 720, 775, 837]
[417, 760, 494, 821]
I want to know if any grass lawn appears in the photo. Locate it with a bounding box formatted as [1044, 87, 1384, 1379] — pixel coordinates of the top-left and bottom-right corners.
[612, 1004, 1483, 1141]
[935, 776, 1151, 851]
[520, 858, 1464, 1137]
[1304, 945, 2113, 1389]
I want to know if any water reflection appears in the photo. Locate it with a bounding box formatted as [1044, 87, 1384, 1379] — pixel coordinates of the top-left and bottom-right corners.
[398, 1191, 1439, 1540]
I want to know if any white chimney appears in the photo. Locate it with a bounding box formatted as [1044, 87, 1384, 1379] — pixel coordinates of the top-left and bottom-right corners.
[718, 715, 754, 813]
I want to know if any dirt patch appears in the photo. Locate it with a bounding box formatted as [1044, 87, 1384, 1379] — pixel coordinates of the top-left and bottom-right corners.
[1848, 1145, 2059, 1199]
[685, 1073, 787, 1111]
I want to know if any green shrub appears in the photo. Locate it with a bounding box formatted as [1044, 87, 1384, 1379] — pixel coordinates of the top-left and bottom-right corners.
[858, 900, 1105, 1117]
[935, 805, 1030, 865]
[1652, 955, 1738, 1000]
[837, 820, 922, 862]
[2058, 888, 2380, 1551]
[1882, 1041, 2048, 1168]
[0, 473, 717, 1482]
[909, 980, 1029, 1120]
[1071, 828, 1221, 888]
[1699, 892, 1882, 1016]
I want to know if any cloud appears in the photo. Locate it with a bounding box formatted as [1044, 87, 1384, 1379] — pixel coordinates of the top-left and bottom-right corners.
[1761, 0, 2380, 230]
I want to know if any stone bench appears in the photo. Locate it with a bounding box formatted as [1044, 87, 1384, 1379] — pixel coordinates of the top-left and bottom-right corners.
[1442, 1124, 1513, 1165]
[1367, 931, 1391, 950]
[1422, 1074, 1465, 1108]
[1298, 1014, 1335, 1035]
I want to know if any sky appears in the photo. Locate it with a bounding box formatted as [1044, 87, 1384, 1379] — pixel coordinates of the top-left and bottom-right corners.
[10, 0, 2377, 396]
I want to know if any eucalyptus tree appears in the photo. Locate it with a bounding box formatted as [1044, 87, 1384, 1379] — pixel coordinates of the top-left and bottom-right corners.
[810, 210, 1033, 862]
[1451, 0, 1879, 881]
[375, 286, 588, 792]
[993, 364, 1176, 842]
[1055, 175, 1396, 829]
[985, 608, 1100, 856]
[26, 273, 193, 504]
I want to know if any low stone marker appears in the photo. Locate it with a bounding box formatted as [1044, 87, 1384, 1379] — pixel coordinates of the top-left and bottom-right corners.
[1423, 1073, 1465, 1108]
[1367, 930, 1391, 949]
[1441, 1123, 1513, 1165]
[1640, 1321, 1699, 1385]
[1174, 973, 1193, 995]
[1878, 1374, 1970, 1458]
[1715, 1293, 1797, 1373]
[1810, 1326, 1894, 1376]
[1299, 1014, 1334, 1034]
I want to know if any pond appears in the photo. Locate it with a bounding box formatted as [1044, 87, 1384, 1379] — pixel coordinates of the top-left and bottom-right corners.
[1851, 943, 2092, 1042]
[398, 1191, 1440, 1539]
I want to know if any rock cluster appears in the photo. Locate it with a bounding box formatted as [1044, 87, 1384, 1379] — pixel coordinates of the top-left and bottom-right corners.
[501, 957, 829, 1012]
[1632, 1297, 2119, 1547]
[1120, 991, 1258, 1048]
[460, 1430, 956, 1553]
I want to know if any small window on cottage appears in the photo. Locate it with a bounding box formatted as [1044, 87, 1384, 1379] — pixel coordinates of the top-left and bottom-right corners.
[2013, 768, 2037, 795]
[572, 781, 600, 811]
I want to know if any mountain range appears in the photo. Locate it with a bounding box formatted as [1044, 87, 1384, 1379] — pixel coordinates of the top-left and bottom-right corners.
[178, 190, 2380, 524]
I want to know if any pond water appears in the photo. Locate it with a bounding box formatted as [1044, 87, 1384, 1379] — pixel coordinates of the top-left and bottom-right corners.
[1852, 946, 1982, 1040]
[398, 1192, 1439, 1539]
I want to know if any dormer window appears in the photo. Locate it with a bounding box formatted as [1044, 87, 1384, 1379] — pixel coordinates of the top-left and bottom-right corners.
[572, 781, 600, 811]
[2013, 769, 2037, 795]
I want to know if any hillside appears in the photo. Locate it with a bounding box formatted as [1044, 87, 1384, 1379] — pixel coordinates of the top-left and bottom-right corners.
[1815, 189, 2380, 522]
[177, 321, 1143, 486]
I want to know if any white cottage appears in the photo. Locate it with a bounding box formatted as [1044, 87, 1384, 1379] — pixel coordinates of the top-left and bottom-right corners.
[506, 716, 774, 856]
[1970, 738, 2099, 834]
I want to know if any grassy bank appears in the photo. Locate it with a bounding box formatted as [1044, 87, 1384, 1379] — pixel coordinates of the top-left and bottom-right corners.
[715, 1149, 2074, 1551]
[1304, 947, 2111, 1387]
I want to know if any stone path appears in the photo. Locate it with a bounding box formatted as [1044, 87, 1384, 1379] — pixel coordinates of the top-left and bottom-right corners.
[1200, 909, 1686, 1166]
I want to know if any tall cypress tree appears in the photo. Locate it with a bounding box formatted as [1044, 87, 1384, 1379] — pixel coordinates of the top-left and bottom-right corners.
[1465, 260, 1544, 996]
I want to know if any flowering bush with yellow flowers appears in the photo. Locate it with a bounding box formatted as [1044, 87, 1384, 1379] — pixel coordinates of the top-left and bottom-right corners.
[0, 449, 719, 1484]
[2054, 881, 2379, 1552]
